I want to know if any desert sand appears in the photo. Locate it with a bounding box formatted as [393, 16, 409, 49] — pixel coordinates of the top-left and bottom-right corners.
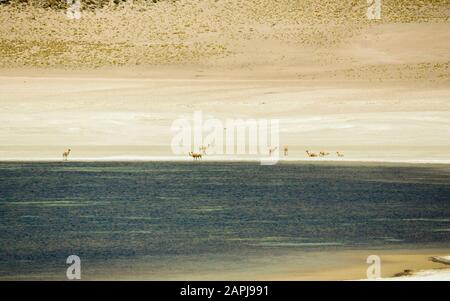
[1, 76, 449, 161]
[0, 1, 449, 73]
[0, 1, 449, 161]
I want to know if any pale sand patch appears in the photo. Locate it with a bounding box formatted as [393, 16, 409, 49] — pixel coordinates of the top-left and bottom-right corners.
[0, 76, 449, 161]
[381, 269, 450, 281]
[245, 249, 450, 281]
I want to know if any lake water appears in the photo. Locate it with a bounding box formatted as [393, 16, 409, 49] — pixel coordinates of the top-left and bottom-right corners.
[0, 161, 449, 279]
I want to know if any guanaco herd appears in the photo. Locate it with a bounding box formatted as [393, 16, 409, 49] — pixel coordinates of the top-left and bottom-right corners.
[189, 147, 344, 161]
[306, 150, 344, 158]
[61, 146, 344, 162]
[189, 144, 210, 160]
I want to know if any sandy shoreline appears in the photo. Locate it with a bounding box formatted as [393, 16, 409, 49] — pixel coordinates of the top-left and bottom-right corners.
[1, 157, 450, 165]
[284, 249, 450, 281]
[181, 249, 450, 281]
[2, 248, 449, 281]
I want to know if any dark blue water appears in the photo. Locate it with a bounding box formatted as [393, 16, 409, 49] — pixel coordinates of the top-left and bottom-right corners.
[0, 162, 449, 279]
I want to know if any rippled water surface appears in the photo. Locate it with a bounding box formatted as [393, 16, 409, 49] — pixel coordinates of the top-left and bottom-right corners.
[0, 162, 449, 279]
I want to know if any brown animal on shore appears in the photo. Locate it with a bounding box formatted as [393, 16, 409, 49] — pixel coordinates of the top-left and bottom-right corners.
[62, 148, 71, 161]
[189, 152, 202, 160]
[319, 151, 330, 157]
[306, 150, 318, 157]
[268, 146, 278, 157]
